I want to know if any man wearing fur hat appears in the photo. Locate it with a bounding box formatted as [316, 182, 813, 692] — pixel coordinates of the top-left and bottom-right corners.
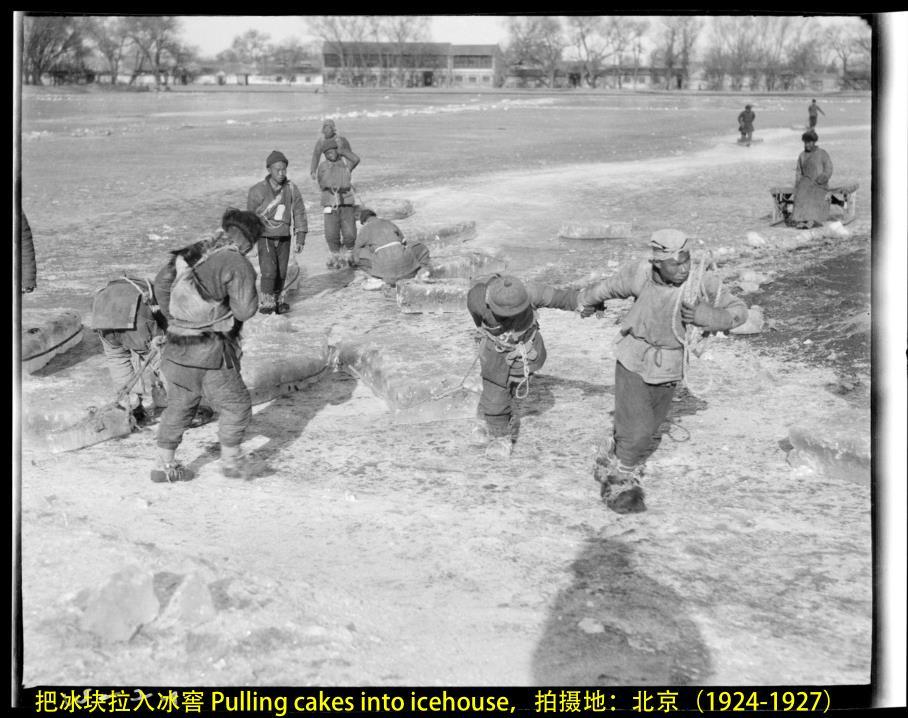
[467, 274, 580, 459]
[577, 229, 748, 513]
[247, 150, 308, 314]
[309, 118, 359, 180]
[151, 208, 262, 483]
[316, 140, 359, 268]
[790, 131, 833, 229]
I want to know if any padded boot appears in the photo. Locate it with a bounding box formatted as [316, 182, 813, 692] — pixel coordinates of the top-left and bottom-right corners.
[150, 462, 194, 484]
[469, 422, 491, 447]
[222, 452, 253, 480]
[600, 467, 647, 514]
[258, 295, 276, 315]
[484, 436, 513, 461]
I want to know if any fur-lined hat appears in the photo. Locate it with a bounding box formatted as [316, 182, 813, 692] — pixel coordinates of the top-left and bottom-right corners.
[221, 207, 263, 244]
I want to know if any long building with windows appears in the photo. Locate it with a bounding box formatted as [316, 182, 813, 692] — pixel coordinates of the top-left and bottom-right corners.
[321, 42, 505, 88]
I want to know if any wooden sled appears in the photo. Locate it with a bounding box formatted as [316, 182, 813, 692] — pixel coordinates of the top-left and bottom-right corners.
[46, 404, 134, 454]
[769, 182, 860, 226]
[45, 344, 160, 453]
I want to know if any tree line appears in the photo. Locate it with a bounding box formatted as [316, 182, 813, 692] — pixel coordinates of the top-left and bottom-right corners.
[20, 14, 871, 89]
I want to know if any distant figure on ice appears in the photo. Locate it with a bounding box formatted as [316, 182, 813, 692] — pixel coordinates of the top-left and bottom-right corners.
[247, 150, 308, 315]
[309, 118, 359, 181]
[807, 98, 825, 129]
[316, 139, 360, 269]
[151, 208, 262, 483]
[790, 130, 834, 229]
[467, 274, 581, 460]
[19, 211, 36, 294]
[576, 229, 748, 514]
[352, 208, 431, 287]
[737, 104, 755, 146]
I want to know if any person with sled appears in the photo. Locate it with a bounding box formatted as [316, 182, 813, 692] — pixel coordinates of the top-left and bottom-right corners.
[790, 130, 834, 229]
[737, 104, 756, 146]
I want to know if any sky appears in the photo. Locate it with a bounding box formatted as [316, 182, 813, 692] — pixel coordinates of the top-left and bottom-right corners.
[178, 15, 511, 57]
[176, 14, 867, 61]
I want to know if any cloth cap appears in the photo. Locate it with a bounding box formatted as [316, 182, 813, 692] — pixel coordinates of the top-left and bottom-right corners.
[322, 139, 339, 152]
[322, 118, 336, 129]
[266, 150, 288, 168]
[801, 130, 818, 142]
[745, 104, 752, 109]
[485, 275, 530, 317]
[649, 229, 690, 259]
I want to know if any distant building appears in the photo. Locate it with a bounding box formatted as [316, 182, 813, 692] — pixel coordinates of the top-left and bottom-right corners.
[321, 41, 505, 88]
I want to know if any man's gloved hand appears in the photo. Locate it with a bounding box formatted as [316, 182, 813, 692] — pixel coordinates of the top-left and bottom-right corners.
[295, 233, 306, 253]
[151, 334, 167, 348]
[681, 301, 734, 331]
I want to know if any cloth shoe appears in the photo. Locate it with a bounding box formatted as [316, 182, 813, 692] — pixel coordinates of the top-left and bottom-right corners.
[150, 461, 194, 484]
[484, 436, 513, 460]
[222, 453, 252, 480]
[258, 295, 276, 315]
[275, 301, 291, 314]
[600, 466, 647, 514]
[326, 252, 343, 269]
[469, 422, 491, 447]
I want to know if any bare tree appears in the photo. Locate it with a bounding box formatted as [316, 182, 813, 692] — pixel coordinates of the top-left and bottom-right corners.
[270, 37, 310, 78]
[81, 16, 132, 85]
[785, 37, 823, 85]
[506, 16, 567, 88]
[565, 16, 607, 88]
[754, 16, 803, 91]
[706, 16, 761, 91]
[124, 16, 181, 86]
[824, 18, 871, 78]
[307, 15, 374, 85]
[374, 16, 431, 87]
[594, 16, 640, 89]
[22, 15, 84, 85]
[228, 29, 272, 74]
[675, 16, 702, 88]
[651, 17, 679, 90]
[628, 19, 649, 87]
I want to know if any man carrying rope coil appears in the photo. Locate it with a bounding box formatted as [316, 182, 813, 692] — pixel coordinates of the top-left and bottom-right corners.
[577, 229, 748, 514]
[467, 274, 581, 460]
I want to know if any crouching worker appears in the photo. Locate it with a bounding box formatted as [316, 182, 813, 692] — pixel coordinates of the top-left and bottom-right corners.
[91, 276, 168, 424]
[151, 208, 262, 483]
[352, 208, 431, 286]
[468, 274, 579, 460]
[577, 229, 748, 514]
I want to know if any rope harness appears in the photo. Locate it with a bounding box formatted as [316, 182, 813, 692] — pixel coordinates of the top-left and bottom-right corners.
[669, 251, 723, 396]
[476, 320, 538, 401]
[120, 276, 160, 314]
